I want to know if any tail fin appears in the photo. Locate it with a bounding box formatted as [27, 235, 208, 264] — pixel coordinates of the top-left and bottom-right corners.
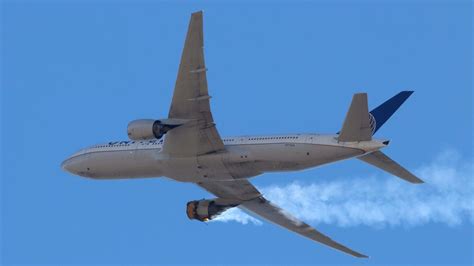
[369, 91, 413, 134]
[358, 151, 424, 184]
[338, 91, 421, 183]
[338, 91, 414, 142]
[338, 93, 372, 142]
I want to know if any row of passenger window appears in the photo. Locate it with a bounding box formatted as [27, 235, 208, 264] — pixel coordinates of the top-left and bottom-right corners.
[222, 136, 299, 142]
[248, 136, 298, 141]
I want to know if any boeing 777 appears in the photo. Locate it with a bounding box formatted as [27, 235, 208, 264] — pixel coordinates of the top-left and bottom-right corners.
[61, 11, 423, 258]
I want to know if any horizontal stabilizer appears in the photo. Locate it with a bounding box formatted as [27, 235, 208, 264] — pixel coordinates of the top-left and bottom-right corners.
[358, 151, 424, 184]
[338, 93, 372, 142]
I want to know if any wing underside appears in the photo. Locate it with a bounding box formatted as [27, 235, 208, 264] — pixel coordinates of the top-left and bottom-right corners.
[164, 11, 224, 156]
[198, 180, 368, 258]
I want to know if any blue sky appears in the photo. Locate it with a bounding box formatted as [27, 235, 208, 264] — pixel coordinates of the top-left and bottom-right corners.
[1, 1, 472, 265]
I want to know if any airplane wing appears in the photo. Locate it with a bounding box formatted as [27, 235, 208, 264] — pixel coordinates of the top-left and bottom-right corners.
[164, 11, 225, 156]
[198, 180, 368, 258]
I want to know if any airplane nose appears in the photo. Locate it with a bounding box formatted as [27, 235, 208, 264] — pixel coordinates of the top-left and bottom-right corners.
[61, 156, 89, 176]
[61, 157, 77, 174]
[61, 154, 94, 177]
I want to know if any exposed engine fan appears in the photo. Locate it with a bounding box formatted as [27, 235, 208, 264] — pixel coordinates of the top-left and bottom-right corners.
[186, 199, 239, 222]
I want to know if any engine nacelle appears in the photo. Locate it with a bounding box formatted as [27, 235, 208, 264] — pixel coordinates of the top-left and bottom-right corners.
[127, 118, 187, 140]
[186, 199, 239, 222]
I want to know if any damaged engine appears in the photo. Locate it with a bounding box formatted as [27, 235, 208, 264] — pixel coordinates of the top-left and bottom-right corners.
[186, 199, 239, 222]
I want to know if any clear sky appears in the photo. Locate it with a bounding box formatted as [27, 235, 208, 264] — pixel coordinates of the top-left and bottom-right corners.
[1, 1, 473, 265]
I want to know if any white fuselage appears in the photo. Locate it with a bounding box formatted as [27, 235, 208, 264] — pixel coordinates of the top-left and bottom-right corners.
[62, 133, 387, 182]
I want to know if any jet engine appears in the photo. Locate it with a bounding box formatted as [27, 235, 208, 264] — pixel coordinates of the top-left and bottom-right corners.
[186, 199, 239, 222]
[127, 119, 187, 140]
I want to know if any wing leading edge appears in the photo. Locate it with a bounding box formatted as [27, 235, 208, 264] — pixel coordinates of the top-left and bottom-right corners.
[198, 180, 368, 258]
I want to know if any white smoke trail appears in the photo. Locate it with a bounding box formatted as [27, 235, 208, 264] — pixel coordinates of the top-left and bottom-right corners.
[214, 150, 474, 227]
[212, 207, 262, 225]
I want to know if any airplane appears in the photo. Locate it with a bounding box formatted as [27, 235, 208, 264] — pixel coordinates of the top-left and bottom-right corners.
[61, 11, 424, 258]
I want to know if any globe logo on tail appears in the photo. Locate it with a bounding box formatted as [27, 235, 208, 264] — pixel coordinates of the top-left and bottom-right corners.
[369, 113, 377, 135]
